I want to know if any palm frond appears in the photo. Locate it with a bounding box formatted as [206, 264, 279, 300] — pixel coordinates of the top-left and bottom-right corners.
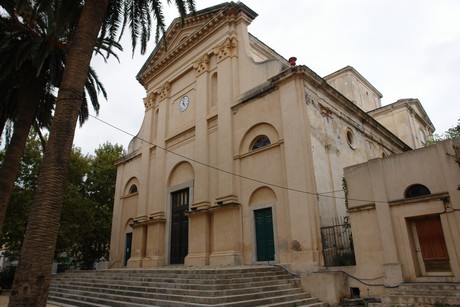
[94, 38, 122, 63]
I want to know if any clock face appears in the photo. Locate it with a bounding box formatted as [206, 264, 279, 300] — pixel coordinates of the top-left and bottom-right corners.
[179, 95, 189, 112]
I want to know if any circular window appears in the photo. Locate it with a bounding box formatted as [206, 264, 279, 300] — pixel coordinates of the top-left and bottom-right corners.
[345, 128, 356, 149]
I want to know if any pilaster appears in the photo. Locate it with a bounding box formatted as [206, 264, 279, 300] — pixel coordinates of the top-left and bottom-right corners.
[185, 207, 212, 266]
[209, 200, 243, 266]
[143, 212, 167, 267]
[214, 37, 238, 199]
[368, 159, 403, 286]
[127, 218, 148, 268]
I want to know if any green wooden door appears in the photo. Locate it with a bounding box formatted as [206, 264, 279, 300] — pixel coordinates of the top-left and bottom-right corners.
[255, 208, 275, 261]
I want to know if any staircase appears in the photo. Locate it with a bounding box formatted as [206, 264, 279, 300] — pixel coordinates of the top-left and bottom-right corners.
[372, 282, 460, 307]
[48, 265, 327, 306]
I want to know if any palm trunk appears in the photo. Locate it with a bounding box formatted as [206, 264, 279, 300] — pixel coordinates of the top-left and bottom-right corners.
[0, 72, 41, 234]
[8, 1, 110, 306]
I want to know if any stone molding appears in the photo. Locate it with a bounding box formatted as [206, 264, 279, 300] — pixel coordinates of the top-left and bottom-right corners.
[214, 37, 238, 62]
[157, 81, 171, 101]
[193, 53, 210, 76]
[144, 92, 157, 109]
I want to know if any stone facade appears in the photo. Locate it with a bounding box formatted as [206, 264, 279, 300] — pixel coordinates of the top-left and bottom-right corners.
[109, 1, 432, 279]
[368, 98, 435, 149]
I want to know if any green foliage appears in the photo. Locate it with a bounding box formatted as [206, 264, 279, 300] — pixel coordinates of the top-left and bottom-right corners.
[0, 133, 124, 269]
[57, 142, 124, 269]
[0, 133, 42, 261]
[425, 119, 460, 146]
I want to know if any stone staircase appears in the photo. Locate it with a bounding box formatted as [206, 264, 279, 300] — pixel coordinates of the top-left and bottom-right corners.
[371, 282, 460, 307]
[48, 265, 327, 306]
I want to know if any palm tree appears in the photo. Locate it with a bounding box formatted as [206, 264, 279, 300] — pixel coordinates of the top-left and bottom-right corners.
[8, 0, 194, 305]
[0, 0, 120, 235]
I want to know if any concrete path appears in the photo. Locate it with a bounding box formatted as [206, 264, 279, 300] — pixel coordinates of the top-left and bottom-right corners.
[0, 292, 59, 307]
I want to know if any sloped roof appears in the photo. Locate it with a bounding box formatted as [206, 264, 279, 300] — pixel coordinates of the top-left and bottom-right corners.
[368, 98, 435, 132]
[324, 65, 383, 98]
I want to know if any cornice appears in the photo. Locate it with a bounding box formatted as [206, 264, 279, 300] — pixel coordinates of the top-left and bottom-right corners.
[368, 99, 435, 132]
[324, 65, 383, 98]
[268, 65, 412, 152]
[137, 2, 257, 86]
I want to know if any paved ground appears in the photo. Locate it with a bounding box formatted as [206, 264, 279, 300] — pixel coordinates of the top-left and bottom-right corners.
[0, 292, 59, 306]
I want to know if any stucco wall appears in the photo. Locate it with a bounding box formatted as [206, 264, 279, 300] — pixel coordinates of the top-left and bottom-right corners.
[345, 139, 460, 295]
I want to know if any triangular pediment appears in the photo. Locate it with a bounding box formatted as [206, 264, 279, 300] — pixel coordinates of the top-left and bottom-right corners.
[137, 2, 257, 85]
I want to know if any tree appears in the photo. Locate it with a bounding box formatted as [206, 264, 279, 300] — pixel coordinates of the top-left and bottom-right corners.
[442, 120, 460, 140]
[81, 143, 124, 267]
[10, 1, 194, 304]
[56, 143, 124, 269]
[0, 0, 119, 236]
[424, 119, 460, 145]
[0, 135, 123, 272]
[0, 133, 42, 262]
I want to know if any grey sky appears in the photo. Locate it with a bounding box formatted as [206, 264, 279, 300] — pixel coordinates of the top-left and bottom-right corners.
[74, 0, 460, 154]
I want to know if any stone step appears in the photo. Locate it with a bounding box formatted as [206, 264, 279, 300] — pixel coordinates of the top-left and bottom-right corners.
[51, 281, 299, 298]
[52, 272, 294, 286]
[48, 266, 325, 306]
[383, 294, 460, 306]
[52, 275, 298, 292]
[398, 282, 460, 291]
[49, 294, 326, 307]
[56, 274, 294, 284]
[213, 294, 322, 307]
[48, 295, 113, 307]
[50, 285, 306, 304]
[262, 298, 328, 307]
[49, 289, 314, 307]
[379, 282, 460, 307]
[388, 289, 460, 297]
[57, 266, 283, 277]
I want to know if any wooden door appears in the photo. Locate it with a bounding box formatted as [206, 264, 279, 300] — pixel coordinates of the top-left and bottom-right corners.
[170, 188, 189, 264]
[124, 232, 132, 266]
[255, 208, 275, 262]
[414, 216, 450, 273]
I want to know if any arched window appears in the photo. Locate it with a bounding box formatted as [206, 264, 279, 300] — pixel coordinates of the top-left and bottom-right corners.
[405, 184, 430, 198]
[251, 135, 271, 151]
[129, 184, 138, 195]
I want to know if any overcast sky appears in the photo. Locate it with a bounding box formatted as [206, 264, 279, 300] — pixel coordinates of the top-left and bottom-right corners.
[74, 0, 460, 155]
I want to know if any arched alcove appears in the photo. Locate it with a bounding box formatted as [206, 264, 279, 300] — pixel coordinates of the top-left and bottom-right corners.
[124, 177, 139, 196]
[249, 186, 277, 206]
[239, 122, 280, 154]
[168, 161, 195, 188]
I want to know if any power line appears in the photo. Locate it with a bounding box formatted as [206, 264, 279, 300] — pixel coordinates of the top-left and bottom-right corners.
[88, 114, 386, 204]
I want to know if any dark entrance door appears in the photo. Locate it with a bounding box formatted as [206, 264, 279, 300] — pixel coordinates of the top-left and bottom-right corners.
[415, 215, 450, 273]
[170, 188, 189, 264]
[255, 207, 275, 261]
[124, 232, 132, 266]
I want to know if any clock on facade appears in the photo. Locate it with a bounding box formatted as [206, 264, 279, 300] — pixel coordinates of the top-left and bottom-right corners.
[179, 95, 190, 112]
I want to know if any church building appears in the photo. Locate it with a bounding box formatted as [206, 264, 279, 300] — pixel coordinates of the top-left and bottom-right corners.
[109, 2, 434, 275]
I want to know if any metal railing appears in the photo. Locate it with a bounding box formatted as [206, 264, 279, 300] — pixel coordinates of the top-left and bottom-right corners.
[320, 218, 356, 267]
